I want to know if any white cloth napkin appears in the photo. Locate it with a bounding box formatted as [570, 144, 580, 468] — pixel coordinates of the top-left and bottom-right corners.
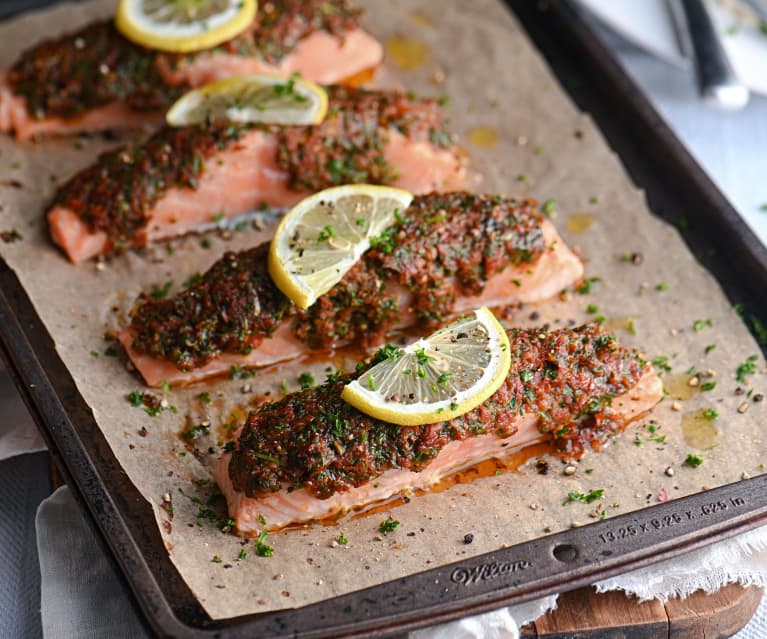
[35, 485, 767, 639]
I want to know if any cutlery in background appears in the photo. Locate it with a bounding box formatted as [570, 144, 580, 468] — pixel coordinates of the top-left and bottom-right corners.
[670, 0, 750, 109]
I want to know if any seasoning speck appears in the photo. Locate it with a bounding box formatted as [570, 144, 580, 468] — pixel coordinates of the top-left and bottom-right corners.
[463, 533, 474, 545]
[738, 402, 749, 414]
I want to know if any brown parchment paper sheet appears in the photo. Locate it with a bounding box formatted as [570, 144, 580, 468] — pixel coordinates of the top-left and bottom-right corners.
[1, 0, 766, 620]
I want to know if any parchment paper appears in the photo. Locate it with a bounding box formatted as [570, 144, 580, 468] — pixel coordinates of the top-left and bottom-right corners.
[0, 0, 766, 619]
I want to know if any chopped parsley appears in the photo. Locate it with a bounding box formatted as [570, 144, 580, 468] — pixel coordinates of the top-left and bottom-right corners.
[702, 408, 719, 421]
[693, 318, 713, 332]
[684, 454, 703, 468]
[651, 355, 672, 373]
[700, 381, 717, 392]
[736, 355, 758, 383]
[369, 227, 397, 253]
[230, 365, 256, 380]
[752, 316, 767, 345]
[563, 489, 604, 505]
[149, 281, 173, 299]
[576, 277, 601, 295]
[298, 372, 315, 390]
[236, 548, 247, 561]
[655, 282, 668, 291]
[183, 272, 202, 288]
[586, 304, 599, 314]
[317, 225, 335, 242]
[255, 528, 274, 557]
[197, 391, 212, 404]
[211, 555, 223, 564]
[336, 531, 349, 545]
[378, 516, 400, 534]
[542, 198, 557, 215]
[374, 343, 401, 363]
[704, 344, 717, 355]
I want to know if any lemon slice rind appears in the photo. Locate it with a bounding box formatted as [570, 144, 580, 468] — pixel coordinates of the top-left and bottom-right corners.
[268, 185, 414, 309]
[116, 0, 256, 53]
[166, 74, 328, 127]
[342, 307, 512, 426]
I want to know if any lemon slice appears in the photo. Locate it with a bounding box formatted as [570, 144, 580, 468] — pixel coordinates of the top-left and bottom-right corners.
[341, 307, 511, 426]
[268, 185, 413, 309]
[116, 0, 256, 53]
[166, 74, 328, 127]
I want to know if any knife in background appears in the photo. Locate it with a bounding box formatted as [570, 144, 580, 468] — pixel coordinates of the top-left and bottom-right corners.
[670, 0, 750, 109]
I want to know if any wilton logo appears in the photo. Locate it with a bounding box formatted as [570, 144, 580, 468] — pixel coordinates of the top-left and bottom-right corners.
[450, 559, 532, 586]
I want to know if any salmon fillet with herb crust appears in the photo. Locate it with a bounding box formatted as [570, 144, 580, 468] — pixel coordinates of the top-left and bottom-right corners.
[0, 0, 382, 139]
[212, 324, 663, 534]
[118, 192, 584, 387]
[48, 86, 470, 263]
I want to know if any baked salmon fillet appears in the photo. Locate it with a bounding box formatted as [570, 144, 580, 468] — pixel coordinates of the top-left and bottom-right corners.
[48, 86, 470, 263]
[0, 0, 382, 139]
[214, 323, 663, 533]
[119, 192, 584, 387]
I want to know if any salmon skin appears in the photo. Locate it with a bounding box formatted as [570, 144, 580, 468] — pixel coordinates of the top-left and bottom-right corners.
[48, 86, 470, 263]
[119, 192, 584, 387]
[0, 0, 382, 139]
[213, 324, 664, 534]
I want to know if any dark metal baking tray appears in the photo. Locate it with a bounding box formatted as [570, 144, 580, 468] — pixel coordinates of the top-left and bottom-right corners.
[2, 1, 767, 637]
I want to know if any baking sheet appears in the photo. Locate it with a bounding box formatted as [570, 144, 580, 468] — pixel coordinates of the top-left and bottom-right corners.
[0, 0, 766, 620]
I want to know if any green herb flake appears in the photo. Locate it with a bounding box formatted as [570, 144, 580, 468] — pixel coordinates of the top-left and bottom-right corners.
[373, 343, 401, 363]
[701, 381, 717, 392]
[704, 344, 717, 355]
[586, 304, 599, 314]
[693, 318, 713, 332]
[651, 355, 672, 373]
[317, 225, 335, 242]
[655, 282, 668, 291]
[576, 277, 601, 295]
[752, 316, 767, 345]
[236, 548, 247, 561]
[563, 489, 604, 506]
[298, 372, 315, 390]
[336, 531, 349, 545]
[378, 516, 400, 534]
[684, 454, 703, 468]
[542, 198, 557, 215]
[702, 408, 719, 421]
[197, 391, 212, 404]
[736, 355, 758, 383]
[255, 528, 274, 557]
[211, 555, 223, 564]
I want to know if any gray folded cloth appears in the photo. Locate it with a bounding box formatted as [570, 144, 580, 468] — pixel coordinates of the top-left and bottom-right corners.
[0, 452, 48, 639]
[37, 487, 150, 639]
